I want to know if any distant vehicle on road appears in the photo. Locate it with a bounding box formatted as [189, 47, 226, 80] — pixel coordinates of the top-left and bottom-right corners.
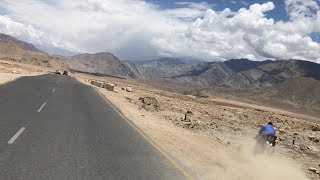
[55, 70, 61, 74]
[63, 71, 68, 75]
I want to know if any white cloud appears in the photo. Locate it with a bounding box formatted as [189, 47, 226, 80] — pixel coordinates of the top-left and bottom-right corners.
[285, 0, 319, 20]
[0, 15, 45, 44]
[164, 1, 213, 20]
[230, 1, 237, 5]
[0, 0, 319, 63]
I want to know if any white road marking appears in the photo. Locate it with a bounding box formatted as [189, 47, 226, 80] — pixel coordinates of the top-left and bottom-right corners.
[52, 88, 56, 93]
[37, 102, 47, 112]
[8, 127, 26, 144]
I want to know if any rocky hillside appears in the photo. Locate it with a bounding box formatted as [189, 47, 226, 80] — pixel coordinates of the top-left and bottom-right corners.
[137, 58, 186, 68]
[141, 58, 320, 90]
[223, 60, 320, 89]
[0, 33, 62, 68]
[66, 52, 160, 79]
[257, 77, 320, 111]
[0, 33, 43, 53]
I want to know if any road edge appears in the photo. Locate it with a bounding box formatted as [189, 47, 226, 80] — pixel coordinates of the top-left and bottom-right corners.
[91, 86, 199, 180]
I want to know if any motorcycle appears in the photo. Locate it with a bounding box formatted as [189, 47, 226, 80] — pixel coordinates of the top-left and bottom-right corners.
[254, 134, 277, 155]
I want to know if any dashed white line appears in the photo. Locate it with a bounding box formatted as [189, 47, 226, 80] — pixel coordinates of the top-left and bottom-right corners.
[52, 88, 56, 93]
[8, 127, 26, 144]
[57, 77, 61, 84]
[37, 102, 47, 112]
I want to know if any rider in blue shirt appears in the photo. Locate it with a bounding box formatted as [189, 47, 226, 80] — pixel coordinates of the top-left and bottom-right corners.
[259, 122, 276, 136]
[257, 122, 277, 147]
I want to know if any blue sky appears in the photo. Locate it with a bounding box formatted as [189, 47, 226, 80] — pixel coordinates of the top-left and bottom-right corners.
[150, 0, 289, 20]
[0, 0, 320, 62]
[150, 0, 320, 43]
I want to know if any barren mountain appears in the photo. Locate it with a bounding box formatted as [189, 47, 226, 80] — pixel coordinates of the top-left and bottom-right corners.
[256, 77, 320, 112]
[137, 57, 186, 68]
[166, 59, 274, 86]
[142, 58, 319, 90]
[0, 34, 43, 53]
[66, 52, 161, 79]
[0, 33, 62, 68]
[136, 58, 320, 114]
[223, 60, 320, 89]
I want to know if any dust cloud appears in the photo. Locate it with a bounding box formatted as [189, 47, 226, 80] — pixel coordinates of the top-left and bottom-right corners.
[203, 139, 308, 180]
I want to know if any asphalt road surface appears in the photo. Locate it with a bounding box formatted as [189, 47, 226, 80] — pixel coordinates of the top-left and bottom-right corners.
[0, 74, 191, 179]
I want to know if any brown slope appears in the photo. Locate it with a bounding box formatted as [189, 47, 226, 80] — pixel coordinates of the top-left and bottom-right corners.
[0, 33, 43, 53]
[222, 60, 320, 89]
[0, 33, 64, 68]
[249, 77, 320, 116]
[66, 52, 161, 79]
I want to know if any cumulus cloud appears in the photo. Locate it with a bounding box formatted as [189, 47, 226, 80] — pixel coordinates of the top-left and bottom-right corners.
[153, 1, 320, 62]
[163, 1, 213, 20]
[0, 0, 319, 63]
[0, 16, 46, 45]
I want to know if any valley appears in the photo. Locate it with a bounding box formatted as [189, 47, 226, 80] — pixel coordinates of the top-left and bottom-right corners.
[0, 33, 320, 179]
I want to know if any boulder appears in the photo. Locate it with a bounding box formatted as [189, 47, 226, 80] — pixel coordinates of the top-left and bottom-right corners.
[300, 144, 308, 150]
[308, 135, 319, 143]
[97, 81, 105, 88]
[105, 83, 115, 91]
[311, 125, 320, 131]
[138, 97, 161, 111]
[126, 87, 133, 92]
[308, 167, 317, 173]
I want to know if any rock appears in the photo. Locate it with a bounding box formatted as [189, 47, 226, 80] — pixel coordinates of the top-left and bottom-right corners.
[308, 167, 317, 173]
[126, 87, 133, 92]
[121, 87, 125, 90]
[189, 122, 200, 129]
[308, 135, 319, 143]
[138, 97, 161, 111]
[300, 144, 308, 150]
[278, 129, 286, 134]
[182, 114, 191, 122]
[125, 97, 133, 103]
[105, 83, 115, 91]
[311, 125, 320, 131]
[98, 81, 105, 88]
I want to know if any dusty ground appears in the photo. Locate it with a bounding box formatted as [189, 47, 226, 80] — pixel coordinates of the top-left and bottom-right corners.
[0, 60, 50, 83]
[1, 61, 319, 179]
[76, 73, 320, 180]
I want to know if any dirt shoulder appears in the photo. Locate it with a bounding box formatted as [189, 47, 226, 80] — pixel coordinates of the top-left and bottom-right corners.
[0, 60, 50, 84]
[76, 73, 319, 180]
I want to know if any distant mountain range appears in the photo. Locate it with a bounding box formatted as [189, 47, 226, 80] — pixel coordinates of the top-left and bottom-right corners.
[1, 33, 320, 113]
[135, 57, 320, 89]
[1, 33, 319, 88]
[65, 52, 161, 79]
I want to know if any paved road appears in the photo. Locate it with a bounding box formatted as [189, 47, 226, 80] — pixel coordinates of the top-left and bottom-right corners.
[0, 74, 190, 179]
